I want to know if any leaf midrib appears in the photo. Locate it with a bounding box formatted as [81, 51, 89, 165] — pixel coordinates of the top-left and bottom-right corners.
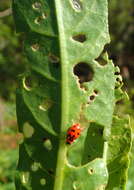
[54, 1, 69, 190]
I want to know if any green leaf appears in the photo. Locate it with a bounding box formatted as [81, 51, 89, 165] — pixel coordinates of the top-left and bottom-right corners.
[12, 0, 58, 35]
[126, 140, 134, 190]
[12, 0, 132, 189]
[106, 116, 132, 190]
[15, 144, 54, 190]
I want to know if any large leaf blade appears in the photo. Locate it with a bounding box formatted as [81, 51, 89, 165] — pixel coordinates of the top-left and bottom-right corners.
[12, 0, 132, 189]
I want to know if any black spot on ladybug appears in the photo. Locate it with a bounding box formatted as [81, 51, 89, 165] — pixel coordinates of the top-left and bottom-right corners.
[71, 129, 75, 132]
[69, 136, 74, 141]
[67, 135, 72, 139]
[77, 132, 80, 135]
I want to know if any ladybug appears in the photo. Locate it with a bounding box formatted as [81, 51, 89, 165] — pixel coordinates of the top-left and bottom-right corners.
[66, 123, 83, 144]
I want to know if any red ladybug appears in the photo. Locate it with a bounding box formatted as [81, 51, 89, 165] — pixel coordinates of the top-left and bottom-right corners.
[66, 123, 83, 144]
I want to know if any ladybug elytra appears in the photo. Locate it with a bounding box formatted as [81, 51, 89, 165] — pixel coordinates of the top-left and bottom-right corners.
[66, 123, 83, 144]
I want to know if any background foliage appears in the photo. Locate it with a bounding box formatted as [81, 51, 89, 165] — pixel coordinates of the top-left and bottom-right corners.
[0, 0, 134, 189]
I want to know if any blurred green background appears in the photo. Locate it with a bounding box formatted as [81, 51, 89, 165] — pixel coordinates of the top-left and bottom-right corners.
[0, 0, 134, 189]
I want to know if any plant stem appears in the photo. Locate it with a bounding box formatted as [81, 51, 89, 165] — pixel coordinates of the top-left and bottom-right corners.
[54, 0, 69, 190]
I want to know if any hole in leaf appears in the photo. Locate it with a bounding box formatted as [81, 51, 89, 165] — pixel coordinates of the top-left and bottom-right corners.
[73, 181, 80, 190]
[48, 54, 60, 63]
[87, 89, 99, 104]
[116, 77, 122, 83]
[82, 123, 104, 164]
[89, 95, 95, 101]
[71, 0, 82, 11]
[94, 89, 99, 95]
[114, 72, 120, 75]
[73, 62, 94, 84]
[87, 90, 99, 104]
[23, 123, 34, 138]
[87, 94, 96, 104]
[116, 77, 123, 87]
[42, 13, 47, 19]
[48, 53, 60, 68]
[43, 139, 53, 151]
[95, 52, 108, 66]
[114, 66, 120, 75]
[34, 13, 47, 24]
[34, 16, 42, 24]
[23, 75, 38, 91]
[88, 168, 94, 175]
[39, 99, 53, 111]
[95, 56, 107, 66]
[72, 34, 86, 43]
[31, 162, 40, 172]
[115, 86, 118, 89]
[115, 76, 123, 88]
[32, 2, 42, 10]
[21, 172, 30, 184]
[40, 178, 46, 186]
[31, 43, 39, 51]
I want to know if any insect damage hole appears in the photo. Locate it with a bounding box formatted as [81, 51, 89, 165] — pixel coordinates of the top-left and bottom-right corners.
[31, 162, 40, 172]
[73, 62, 94, 84]
[71, 0, 82, 12]
[94, 89, 99, 95]
[89, 95, 95, 101]
[72, 34, 86, 43]
[88, 168, 94, 175]
[95, 51, 108, 66]
[43, 139, 53, 151]
[34, 13, 47, 24]
[32, 2, 42, 10]
[21, 172, 30, 184]
[31, 43, 39, 51]
[40, 178, 46, 186]
[87, 90, 99, 104]
[23, 75, 38, 91]
[114, 71, 120, 75]
[48, 53, 60, 68]
[39, 99, 53, 111]
[23, 123, 34, 138]
[116, 76, 122, 83]
[73, 181, 81, 190]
